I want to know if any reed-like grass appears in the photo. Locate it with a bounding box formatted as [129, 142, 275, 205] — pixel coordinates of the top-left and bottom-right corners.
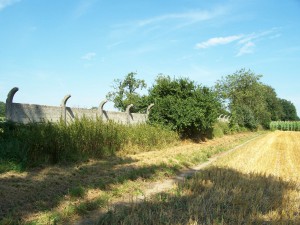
[0, 117, 178, 170]
[211, 121, 231, 138]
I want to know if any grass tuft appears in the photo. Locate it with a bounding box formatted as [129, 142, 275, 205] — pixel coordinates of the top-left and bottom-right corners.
[69, 186, 86, 198]
[75, 195, 109, 216]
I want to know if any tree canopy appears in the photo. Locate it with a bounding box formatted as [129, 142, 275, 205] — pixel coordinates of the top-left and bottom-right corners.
[279, 99, 299, 121]
[107, 70, 299, 135]
[215, 68, 299, 129]
[106, 72, 147, 112]
[147, 75, 220, 138]
[0, 101, 5, 117]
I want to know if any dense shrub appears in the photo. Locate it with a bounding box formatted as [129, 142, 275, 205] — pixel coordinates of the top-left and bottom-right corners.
[148, 75, 221, 139]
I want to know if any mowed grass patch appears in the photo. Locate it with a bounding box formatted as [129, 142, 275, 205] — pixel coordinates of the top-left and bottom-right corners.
[97, 131, 300, 224]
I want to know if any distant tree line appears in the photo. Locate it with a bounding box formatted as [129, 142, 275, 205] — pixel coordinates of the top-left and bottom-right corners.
[1, 69, 298, 135]
[107, 69, 299, 137]
[215, 69, 299, 130]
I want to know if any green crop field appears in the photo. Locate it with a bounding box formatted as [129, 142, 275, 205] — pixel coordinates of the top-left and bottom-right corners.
[270, 121, 300, 131]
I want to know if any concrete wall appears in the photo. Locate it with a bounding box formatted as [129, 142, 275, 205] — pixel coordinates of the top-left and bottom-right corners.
[10, 103, 62, 123]
[5, 87, 154, 125]
[217, 114, 230, 123]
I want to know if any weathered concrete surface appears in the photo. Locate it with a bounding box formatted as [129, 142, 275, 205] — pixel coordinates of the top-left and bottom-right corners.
[6, 87, 153, 125]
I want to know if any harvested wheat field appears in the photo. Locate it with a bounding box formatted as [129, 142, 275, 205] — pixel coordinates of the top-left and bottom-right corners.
[99, 131, 300, 224]
[216, 131, 300, 181]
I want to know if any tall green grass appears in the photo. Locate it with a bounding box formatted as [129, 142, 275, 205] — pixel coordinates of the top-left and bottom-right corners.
[211, 121, 231, 138]
[0, 117, 178, 170]
[209, 121, 248, 139]
[270, 121, 300, 131]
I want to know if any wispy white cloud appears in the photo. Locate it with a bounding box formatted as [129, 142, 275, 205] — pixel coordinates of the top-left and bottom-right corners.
[0, 0, 20, 11]
[269, 33, 281, 39]
[106, 41, 123, 49]
[236, 41, 255, 56]
[112, 6, 228, 35]
[81, 52, 96, 60]
[238, 28, 280, 44]
[108, 6, 228, 51]
[137, 7, 227, 27]
[73, 0, 97, 18]
[196, 28, 281, 57]
[236, 28, 280, 57]
[196, 35, 243, 49]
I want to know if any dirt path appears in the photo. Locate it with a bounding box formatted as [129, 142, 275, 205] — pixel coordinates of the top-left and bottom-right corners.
[136, 133, 262, 201]
[76, 133, 262, 225]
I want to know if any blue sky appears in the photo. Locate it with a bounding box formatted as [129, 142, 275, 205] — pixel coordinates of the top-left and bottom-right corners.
[0, 0, 300, 114]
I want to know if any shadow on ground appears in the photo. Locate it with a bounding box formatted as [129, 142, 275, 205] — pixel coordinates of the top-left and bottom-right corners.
[97, 166, 300, 225]
[0, 156, 181, 222]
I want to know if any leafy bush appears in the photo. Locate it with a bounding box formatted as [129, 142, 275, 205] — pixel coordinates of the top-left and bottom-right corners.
[148, 75, 221, 139]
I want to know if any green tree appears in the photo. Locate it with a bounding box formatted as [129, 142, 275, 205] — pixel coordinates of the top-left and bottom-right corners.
[0, 101, 5, 117]
[262, 85, 283, 121]
[227, 104, 257, 130]
[279, 99, 299, 121]
[215, 69, 270, 129]
[148, 75, 221, 138]
[106, 72, 147, 112]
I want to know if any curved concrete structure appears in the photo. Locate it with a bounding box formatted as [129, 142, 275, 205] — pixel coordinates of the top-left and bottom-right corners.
[6, 87, 19, 121]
